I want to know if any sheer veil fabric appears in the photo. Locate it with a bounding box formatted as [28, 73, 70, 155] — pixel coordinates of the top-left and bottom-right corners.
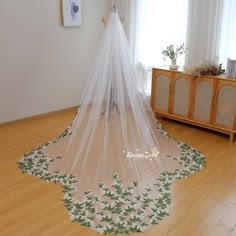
[18, 12, 206, 234]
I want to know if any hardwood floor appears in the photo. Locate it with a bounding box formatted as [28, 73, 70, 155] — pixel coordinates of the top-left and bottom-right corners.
[0, 108, 236, 236]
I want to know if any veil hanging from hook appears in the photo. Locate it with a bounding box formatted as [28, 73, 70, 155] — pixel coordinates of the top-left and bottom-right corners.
[19, 12, 205, 234]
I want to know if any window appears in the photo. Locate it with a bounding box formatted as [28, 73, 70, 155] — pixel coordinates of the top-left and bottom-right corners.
[130, 0, 236, 72]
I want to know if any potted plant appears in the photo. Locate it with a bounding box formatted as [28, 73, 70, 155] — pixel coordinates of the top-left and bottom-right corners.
[162, 43, 188, 70]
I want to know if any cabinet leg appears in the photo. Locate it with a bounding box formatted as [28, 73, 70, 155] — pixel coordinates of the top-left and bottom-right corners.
[230, 133, 234, 143]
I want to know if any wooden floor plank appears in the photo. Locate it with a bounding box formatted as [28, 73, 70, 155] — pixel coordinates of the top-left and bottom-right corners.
[0, 108, 236, 236]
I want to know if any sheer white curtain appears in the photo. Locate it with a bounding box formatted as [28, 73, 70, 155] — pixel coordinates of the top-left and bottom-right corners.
[128, 0, 236, 79]
[185, 0, 224, 66]
[128, 0, 189, 92]
[219, 0, 236, 66]
[130, 0, 188, 67]
[186, 0, 236, 67]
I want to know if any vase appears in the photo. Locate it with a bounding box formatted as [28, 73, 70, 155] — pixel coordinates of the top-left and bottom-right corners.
[169, 59, 179, 70]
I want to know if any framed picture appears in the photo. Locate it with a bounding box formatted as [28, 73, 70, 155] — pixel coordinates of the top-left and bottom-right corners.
[61, 0, 82, 27]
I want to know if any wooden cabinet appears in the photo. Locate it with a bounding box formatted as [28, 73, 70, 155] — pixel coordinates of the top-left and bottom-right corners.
[151, 68, 236, 142]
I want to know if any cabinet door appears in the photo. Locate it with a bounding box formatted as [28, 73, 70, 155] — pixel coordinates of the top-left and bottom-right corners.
[151, 70, 172, 113]
[192, 77, 215, 123]
[214, 80, 236, 129]
[172, 73, 192, 117]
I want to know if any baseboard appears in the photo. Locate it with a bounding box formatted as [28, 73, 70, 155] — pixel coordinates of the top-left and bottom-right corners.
[0, 106, 79, 128]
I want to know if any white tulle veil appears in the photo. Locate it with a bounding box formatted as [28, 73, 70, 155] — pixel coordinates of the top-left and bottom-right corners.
[18, 11, 205, 234]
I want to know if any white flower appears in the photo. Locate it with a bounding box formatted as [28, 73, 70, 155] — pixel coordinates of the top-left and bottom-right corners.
[69, 213, 75, 220]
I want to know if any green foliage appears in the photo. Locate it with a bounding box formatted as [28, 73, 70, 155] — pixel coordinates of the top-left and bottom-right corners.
[162, 43, 188, 60]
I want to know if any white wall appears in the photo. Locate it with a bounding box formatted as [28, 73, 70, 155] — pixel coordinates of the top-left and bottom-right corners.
[0, 0, 110, 123]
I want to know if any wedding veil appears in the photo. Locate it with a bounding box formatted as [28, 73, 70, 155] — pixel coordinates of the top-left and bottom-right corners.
[18, 12, 205, 234]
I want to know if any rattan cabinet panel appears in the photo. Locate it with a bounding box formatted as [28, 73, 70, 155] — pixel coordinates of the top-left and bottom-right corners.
[151, 68, 236, 141]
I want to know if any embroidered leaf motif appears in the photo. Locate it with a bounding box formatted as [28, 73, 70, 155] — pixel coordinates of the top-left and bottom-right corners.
[18, 120, 206, 234]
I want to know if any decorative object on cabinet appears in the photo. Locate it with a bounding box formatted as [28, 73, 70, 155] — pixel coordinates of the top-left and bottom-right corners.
[225, 58, 236, 78]
[151, 68, 236, 142]
[162, 44, 188, 70]
[185, 63, 225, 77]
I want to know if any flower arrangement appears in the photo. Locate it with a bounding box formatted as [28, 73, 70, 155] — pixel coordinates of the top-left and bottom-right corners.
[162, 43, 188, 60]
[185, 63, 225, 77]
